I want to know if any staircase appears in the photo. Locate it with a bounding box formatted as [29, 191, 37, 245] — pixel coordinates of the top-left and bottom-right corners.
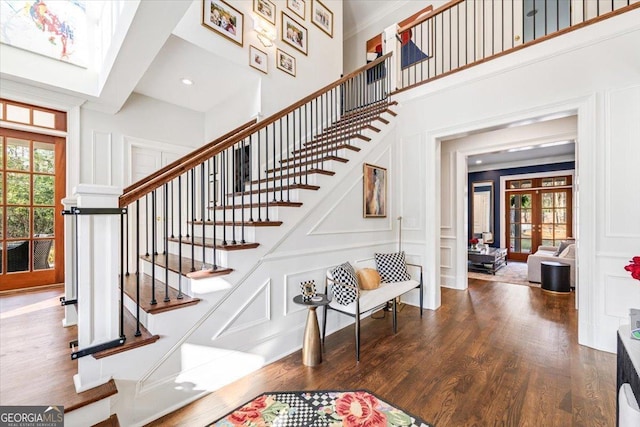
[65, 54, 399, 426]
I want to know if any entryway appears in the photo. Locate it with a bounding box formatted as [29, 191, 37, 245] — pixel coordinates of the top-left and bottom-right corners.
[0, 100, 66, 290]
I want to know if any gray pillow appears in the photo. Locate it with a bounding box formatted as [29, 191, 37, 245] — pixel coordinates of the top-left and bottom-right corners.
[555, 240, 571, 256]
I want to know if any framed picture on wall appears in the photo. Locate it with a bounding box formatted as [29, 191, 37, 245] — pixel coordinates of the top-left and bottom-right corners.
[249, 45, 268, 74]
[363, 163, 387, 218]
[281, 12, 308, 55]
[311, 0, 333, 38]
[287, 0, 306, 20]
[202, 0, 244, 47]
[276, 49, 296, 76]
[253, 0, 276, 25]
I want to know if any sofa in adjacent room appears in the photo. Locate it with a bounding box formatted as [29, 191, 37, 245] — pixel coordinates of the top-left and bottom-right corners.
[527, 242, 576, 287]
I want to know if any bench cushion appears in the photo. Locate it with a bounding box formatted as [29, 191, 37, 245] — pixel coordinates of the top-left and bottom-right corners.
[329, 279, 418, 314]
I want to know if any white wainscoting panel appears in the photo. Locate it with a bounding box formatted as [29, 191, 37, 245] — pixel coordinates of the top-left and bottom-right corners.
[440, 246, 453, 269]
[605, 85, 640, 238]
[604, 274, 640, 319]
[400, 133, 424, 231]
[214, 279, 271, 339]
[91, 131, 112, 186]
[284, 267, 333, 316]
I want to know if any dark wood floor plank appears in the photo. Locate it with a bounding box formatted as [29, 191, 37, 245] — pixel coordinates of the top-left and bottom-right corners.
[0, 280, 617, 426]
[148, 281, 617, 427]
[0, 285, 117, 410]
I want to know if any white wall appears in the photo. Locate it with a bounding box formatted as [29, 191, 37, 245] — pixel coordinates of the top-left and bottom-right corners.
[174, 0, 344, 141]
[389, 9, 640, 352]
[80, 93, 204, 188]
[440, 116, 578, 289]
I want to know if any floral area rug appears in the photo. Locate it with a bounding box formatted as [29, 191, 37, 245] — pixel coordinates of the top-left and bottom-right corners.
[208, 390, 432, 427]
[468, 261, 539, 288]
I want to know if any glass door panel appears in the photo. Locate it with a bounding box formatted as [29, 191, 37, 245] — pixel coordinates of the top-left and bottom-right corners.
[506, 177, 572, 262]
[1, 129, 64, 289]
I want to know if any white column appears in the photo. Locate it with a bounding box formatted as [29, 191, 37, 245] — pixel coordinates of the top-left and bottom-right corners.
[62, 197, 77, 327]
[72, 184, 123, 392]
[383, 23, 400, 92]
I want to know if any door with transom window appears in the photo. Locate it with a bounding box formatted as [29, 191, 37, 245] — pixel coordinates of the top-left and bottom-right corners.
[1, 101, 66, 291]
[506, 176, 572, 262]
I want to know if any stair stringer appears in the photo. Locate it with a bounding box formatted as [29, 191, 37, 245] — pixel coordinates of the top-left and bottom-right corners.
[108, 106, 403, 426]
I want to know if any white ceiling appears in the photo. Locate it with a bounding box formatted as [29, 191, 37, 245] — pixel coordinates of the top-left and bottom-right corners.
[134, 35, 258, 113]
[467, 142, 575, 169]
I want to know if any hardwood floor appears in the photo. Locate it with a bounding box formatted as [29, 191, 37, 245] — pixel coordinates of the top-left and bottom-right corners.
[151, 279, 616, 427]
[0, 280, 616, 426]
[0, 285, 117, 411]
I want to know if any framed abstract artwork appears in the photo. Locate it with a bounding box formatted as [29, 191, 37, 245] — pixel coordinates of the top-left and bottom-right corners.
[202, 0, 244, 47]
[363, 163, 387, 218]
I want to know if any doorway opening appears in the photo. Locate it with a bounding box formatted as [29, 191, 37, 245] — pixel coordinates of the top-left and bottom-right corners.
[1, 100, 66, 290]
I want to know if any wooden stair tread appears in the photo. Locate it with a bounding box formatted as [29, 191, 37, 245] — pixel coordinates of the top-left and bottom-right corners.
[282, 146, 358, 163]
[65, 379, 118, 412]
[142, 253, 234, 279]
[293, 142, 362, 155]
[211, 201, 303, 209]
[92, 414, 120, 427]
[249, 168, 334, 185]
[123, 270, 201, 314]
[227, 183, 320, 196]
[193, 220, 283, 227]
[311, 128, 378, 143]
[169, 236, 260, 251]
[92, 308, 160, 358]
[266, 155, 348, 173]
[302, 135, 371, 154]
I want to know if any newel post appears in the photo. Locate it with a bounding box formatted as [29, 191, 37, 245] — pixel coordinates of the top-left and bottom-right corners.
[61, 197, 77, 327]
[72, 184, 122, 392]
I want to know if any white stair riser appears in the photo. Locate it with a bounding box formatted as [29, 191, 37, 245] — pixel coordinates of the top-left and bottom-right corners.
[208, 206, 282, 221]
[139, 258, 194, 295]
[166, 240, 257, 266]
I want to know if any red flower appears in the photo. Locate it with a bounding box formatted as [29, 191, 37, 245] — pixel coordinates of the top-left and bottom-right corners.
[469, 238, 479, 245]
[227, 395, 269, 425]
[334, 391, 387, 427]
[625, 256, 640, 281]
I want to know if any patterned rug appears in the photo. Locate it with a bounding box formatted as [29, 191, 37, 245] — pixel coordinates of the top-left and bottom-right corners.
[208, 390, 432, 427]
[468, 261, 539, 288]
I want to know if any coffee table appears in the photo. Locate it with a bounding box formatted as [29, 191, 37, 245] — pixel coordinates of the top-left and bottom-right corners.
[468, 247, 507, 275]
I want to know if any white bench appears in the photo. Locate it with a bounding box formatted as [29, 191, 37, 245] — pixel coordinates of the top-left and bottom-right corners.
[322, 258, 423, 361]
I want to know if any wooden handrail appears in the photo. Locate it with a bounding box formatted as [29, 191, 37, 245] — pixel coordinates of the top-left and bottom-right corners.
[397, 0, 464, 34]
[120, 118, 256, 207]
[119, 52, 393, 207]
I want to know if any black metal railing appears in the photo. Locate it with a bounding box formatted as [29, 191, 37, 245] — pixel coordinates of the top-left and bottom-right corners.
[116, 53, 394, 329]
[395, 0, 639, 91]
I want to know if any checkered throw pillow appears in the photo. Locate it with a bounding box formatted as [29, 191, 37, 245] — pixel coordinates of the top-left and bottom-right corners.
[330, 262, 358, 305]
[375, 252, 411, 283]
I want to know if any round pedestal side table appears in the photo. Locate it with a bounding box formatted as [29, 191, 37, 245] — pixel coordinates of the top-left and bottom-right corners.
[541, 261, 571, 294]
[293, 294, 330, 366]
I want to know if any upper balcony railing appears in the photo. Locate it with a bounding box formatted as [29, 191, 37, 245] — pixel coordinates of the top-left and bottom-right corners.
[392, 0, 639, 93]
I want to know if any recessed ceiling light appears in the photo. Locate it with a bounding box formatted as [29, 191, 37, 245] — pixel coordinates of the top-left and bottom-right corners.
[508, 146, 534, 152]
[475, 160, 483, 164]
[181, 78, 194, 86]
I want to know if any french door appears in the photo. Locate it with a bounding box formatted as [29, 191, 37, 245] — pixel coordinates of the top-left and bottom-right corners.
[506, 176, 572, 262]
[0, 128, 66, 290]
